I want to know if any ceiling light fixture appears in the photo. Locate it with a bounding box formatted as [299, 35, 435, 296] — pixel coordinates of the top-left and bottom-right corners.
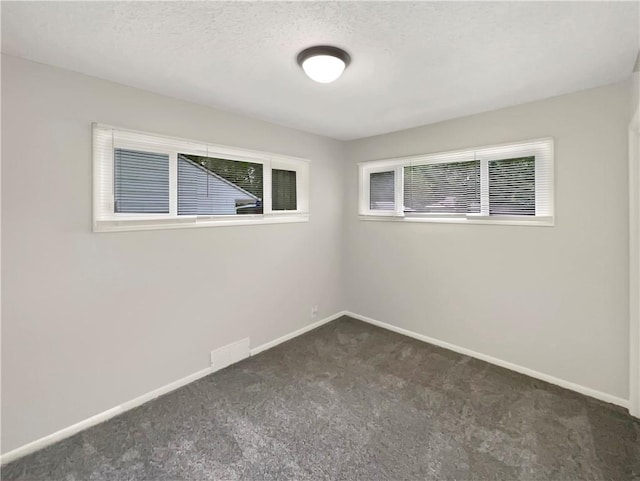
[297, 46, 351, 84]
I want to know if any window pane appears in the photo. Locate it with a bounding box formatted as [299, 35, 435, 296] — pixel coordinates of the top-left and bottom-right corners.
[272, 169, 297, 211]
[489, 156, 535, 216]
[404, 161, 480, 214]
[114, 149, 169, 213]
[370, 171, 395, 211]
[178, 154, 263, 215]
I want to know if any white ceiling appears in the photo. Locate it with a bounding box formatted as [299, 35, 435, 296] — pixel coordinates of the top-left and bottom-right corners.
[2, 1, 638, 140]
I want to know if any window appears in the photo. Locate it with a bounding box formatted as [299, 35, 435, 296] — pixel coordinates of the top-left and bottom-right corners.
[93, 124, 309, 232]
[358, 138, 553, 225]
[488, 157, 535, 215]
[177, 154, 263, 215]
[114, 149, 170, 214]
[370, 171, 395, 211]
[272, 169, 297, 211]
[404, 161, 480, 214]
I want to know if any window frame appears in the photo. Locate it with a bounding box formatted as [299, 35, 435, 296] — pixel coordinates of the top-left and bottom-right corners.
[358, 138, 554, 226]
[360, 161, 404, 216]
[93, 123, 310, 232]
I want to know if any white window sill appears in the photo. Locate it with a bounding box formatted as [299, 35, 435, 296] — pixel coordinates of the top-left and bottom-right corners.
[94, 213, 309, 233]
[358, 214, 554, 227]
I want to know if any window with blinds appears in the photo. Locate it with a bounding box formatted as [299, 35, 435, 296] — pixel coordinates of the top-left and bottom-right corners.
[177, 154, 263, 215]
[358, 138, 553, 225]
[114, 149, 170, 213]
[488, 157, 535, 215]
[272, 169, 297, 211]
[404, 161, 480, 214]
[369, 171, 395, 211]
[93, 124, 310, 232]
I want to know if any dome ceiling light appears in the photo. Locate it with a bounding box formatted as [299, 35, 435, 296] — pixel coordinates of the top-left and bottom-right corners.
[297, 46, 351, 84]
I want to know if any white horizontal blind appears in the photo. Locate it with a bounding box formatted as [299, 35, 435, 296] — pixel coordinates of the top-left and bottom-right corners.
[272, 169, 297, 211]
[114, 149, 170, 213]
[370, 171, 395, 211]
[93, 123, 309, 231]
[112, 128, 208, 155]
[93, 124, 115, 220]
[489, 156, 535, 215]
[358, 137, 553, 224]
[404, 160, 480, 214]
[477, 139, 553, 217]
[93, 125, 209, 220]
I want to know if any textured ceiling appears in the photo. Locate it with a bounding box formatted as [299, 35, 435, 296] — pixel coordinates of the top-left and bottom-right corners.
[2, 1, 638, 140]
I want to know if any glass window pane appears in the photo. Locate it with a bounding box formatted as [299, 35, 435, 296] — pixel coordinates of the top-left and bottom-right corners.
[404, 161, 480, 214]
[114, 149, 170, 213]
[489, 156, 535, 216]
[370, 171, 395, 211]
[272, 169, 297, 211]
[178, 154, 263, 215]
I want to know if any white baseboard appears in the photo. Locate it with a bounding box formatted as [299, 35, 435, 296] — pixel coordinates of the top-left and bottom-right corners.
[250, 311, 347, 356]
[3, 309, 628, 465]
[0, 366, 216, 465]
[1, 311, 347, 465]
[345, 311, 630, 410]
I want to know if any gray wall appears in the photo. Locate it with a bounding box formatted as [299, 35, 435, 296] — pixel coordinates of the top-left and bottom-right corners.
[1, 54, 633, 454]
[344, 81, 631, 400]
[1, 55, 345, 452]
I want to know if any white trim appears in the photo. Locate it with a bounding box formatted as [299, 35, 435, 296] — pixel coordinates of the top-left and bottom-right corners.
[92, 123, 310, 232]
[0, 366, 216, 465]
[359, 164, 402, 216]
[0, 311, 346, 464]
[629, 77, 640, 418]
[359, 215, 554, 227]
[480, 158, 489, 216]
[95, 123, 312, 165]
[2, 307, 628, 465]
[94, 213, 309, 233]
[357, 137, 553, 168]
[250, 311, 347, 356]
[169, 152, 178, 215]
[358, 137, 554, 225]
[344, 311, 630, 409]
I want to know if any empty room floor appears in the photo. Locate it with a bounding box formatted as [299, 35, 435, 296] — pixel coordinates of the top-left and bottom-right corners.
[2, 316, 639, 480]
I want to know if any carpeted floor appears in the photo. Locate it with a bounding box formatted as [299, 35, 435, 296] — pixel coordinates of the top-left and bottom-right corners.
[2, 316, 639, 480]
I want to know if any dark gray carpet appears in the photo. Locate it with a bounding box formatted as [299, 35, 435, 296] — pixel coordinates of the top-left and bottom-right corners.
[2, 316, 639, 480]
